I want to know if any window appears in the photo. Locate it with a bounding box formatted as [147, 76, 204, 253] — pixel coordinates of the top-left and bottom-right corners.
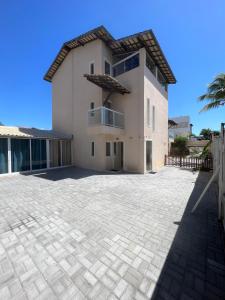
[104, 60, 111, 75]
[113, 53, 139, 77]
[106, 142, 111, 156]
[152, 106, 155, 131]
[91, 142, 95, 156]
[11, 139, 30, 172]
[0, 138, 8, 174]
[62, 140, 71, 166]
[49, 140, 61, 168]
[146, 52, 156, 76]
[157, 69, 168, 91]
[31, 139, 47, 170]
[147, 98, 150, 127]
[90, 62, 94, 74]
[90, 102, 94, 110]
[114, 142, 117, 155]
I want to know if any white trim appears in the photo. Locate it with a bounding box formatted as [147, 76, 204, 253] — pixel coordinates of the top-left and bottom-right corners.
[112, 51, 139, 67]
[60, 140, 63, 166]
[29, 139, 32, 171]
[7, 138, 11, 173]
[0, 164, 73, 177]
[88, 106, 124, 116]
[46, 140, 50, 169]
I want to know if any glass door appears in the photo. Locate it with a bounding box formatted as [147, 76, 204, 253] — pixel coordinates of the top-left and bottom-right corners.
[146, 141, 152, 171]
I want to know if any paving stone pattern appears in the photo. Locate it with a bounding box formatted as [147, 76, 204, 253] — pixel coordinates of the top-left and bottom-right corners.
[0, 167, 224, 300]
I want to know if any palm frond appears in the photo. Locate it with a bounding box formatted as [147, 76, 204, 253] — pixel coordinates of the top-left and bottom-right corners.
[200, 100, 224, 112]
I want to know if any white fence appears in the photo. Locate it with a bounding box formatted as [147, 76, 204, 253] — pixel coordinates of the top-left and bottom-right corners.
[212, 123, 225, 229]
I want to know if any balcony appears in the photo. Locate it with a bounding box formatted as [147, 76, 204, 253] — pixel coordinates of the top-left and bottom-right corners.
[88, 106, 124, 136]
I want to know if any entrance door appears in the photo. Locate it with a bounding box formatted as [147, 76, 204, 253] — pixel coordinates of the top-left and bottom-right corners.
[146, 141, 152, 171]
[114, 141, 124, 171]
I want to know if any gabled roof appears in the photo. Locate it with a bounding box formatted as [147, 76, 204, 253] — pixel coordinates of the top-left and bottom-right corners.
[84, 74, 130, 94]
[44, 26, 176, 84]
[0, 126, 72, 139]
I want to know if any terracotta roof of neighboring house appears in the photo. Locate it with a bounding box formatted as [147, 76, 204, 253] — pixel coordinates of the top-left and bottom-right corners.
[187, 140, 210, 147]
[0, 126, 72, 139]
[44, 26, 176, 84]
[84, 74, 130, 94]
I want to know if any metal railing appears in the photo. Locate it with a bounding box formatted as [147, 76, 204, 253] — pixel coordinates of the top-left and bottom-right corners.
[88, 106, 124, 129]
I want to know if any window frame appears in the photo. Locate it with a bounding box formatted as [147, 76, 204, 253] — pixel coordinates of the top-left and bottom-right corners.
[147, 98, 150, 127]
[152, 105, 156, 132]
[106, 142, 111, 157]
[104, 59, 111, 75]
[89, 61, 95, 75]
[91, 141, 95, 157]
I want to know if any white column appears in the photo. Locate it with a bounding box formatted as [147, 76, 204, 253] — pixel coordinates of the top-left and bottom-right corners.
[29, 139, 32, 171]
[7, 138, 11, 173]
[46, 140, 50, 169]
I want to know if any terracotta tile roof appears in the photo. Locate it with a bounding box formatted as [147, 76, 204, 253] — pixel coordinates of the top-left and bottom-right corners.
[44, 26, 176, 84]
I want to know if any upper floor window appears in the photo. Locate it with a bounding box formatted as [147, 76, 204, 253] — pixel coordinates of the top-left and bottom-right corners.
[157, 70, 168, 92]
[152, 106, 155, 131]
[147, 98, 150, 127]
[113, 53, 139, 77]
[146, 52, 156, 76]
[104, 60, 111, 75]
[90, 62, 95, 75]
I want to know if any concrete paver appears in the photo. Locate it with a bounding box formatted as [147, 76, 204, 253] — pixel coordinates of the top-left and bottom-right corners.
[0, 167, 224, 299]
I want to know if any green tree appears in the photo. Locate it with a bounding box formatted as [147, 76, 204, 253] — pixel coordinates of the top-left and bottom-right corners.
[171, 136, 189, 156]
[200, 128, 211, 140]
[199, 73, 225, 111]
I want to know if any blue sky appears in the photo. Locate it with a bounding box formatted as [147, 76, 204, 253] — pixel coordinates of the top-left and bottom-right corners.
[0, 0, 225, 134]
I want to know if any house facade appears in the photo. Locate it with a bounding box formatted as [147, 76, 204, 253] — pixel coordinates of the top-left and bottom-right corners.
[169, 116, 191, 139]
[45, 26, 176, 173]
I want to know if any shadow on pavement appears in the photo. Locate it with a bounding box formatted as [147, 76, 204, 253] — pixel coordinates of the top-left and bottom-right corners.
[151, 171, 225, 300]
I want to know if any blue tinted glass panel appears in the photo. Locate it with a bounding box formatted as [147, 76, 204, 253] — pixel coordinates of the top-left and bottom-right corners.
[125, 54, 139, 72]
[11, 139, 30, 172]
[0, 138, 8, 174]
[31, 139, 47, 170]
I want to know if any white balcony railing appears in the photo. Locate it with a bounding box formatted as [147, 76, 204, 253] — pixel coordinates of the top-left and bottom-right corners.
[88, 106, 124, 129]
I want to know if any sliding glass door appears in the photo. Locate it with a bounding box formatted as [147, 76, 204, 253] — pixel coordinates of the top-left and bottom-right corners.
[31, 139, 47, 170]
[62, 140, 71, 166]
[0, 138, 8, 174]
[49, 140, 61, 168]
[11, 139, 30, 172]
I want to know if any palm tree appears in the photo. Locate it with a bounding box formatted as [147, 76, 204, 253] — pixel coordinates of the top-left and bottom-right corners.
[199, 73, 225, 112]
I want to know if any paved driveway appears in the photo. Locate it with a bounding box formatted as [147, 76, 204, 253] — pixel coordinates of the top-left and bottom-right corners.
[0, 167, 224, 300]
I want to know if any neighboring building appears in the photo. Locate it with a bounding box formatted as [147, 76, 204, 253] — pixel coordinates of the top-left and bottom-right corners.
[44, 26, 176, 173]
[169, 116, 191, 139]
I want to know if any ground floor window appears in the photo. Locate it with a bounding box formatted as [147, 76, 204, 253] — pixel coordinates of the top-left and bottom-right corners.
[0, 138, 8, 174]
[11, 139, 30, 172]
[106, 142, 111, 156]
[91, 142, 95, 156]
[32, 139, 47, 170]
[50, 140, 61, 168]
[62, 140, 71, 165]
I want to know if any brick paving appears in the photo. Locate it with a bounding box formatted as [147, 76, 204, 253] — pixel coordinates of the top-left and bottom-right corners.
[0, 167, 224, 300]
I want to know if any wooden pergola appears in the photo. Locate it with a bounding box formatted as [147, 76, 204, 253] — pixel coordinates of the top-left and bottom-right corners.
[83, 74, 130, 94]
[44, 26, 176, 84]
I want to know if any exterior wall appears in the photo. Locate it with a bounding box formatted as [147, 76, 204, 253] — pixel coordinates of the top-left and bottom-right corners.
[52, 40, 169, 173]
[144, 49, 168, 171]
[169, 116, 190, 138]
[106, 49, 145, 173]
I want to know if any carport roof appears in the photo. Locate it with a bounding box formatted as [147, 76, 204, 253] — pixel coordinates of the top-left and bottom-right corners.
[0, 126, 72, 139]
